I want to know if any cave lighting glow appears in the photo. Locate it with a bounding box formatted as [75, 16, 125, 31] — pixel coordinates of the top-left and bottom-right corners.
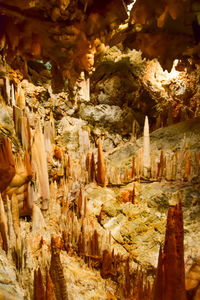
[127, 0, 137, 11]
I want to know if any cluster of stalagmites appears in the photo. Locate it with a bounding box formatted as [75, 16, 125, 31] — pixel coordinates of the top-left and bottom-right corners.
[108, 117, 200, 186]
[0, 78, 197, 299]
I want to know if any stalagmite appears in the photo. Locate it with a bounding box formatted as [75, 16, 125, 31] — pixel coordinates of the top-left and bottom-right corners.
[32, 204, 46, 233]
[16, 84, 25, 109]
[13, 105, 23, 139]
[132, 156, 135, 178]
[136, 148, 143, 177]
[50, 236, 68, 300]
[44, 113, 55, 157]
[153, 203, 187, 300]
[124, 258, 131, 297]
[97, 137, 106, 186]
[5, 77, 10, 104]
[20, 116, 31, 151]
[0, 194, 8, 253]
[34, 268, 46, 300]
[101, 250, 113, 279]
[90, 152, 96, 182]
[86, 153, 91, 183]
[131, 119, 136, 141]
[77, 187, 82, 218]
[32, 120, 50, 210]
[46, 268, 55, 300]
[11, 83, 16, 106]
[143, 116, 151, 178]
[84, 196, 87, 218]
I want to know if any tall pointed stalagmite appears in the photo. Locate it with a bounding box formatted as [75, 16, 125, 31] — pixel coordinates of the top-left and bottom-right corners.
[143, 116, 151, 178]
[34, 268, 46, 300]
[32, 120, 50, 210]
[97, 137, 106, 186]
[153, 203, 186, 300]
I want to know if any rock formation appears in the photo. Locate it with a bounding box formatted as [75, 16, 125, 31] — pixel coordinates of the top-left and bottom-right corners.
[0, 1, 199, 299]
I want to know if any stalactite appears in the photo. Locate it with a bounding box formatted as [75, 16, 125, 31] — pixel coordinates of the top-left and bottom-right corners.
[143, 116, 151, 178]
[0, 194, 8, 253]
[97, 137, 106, 186]
[50, 236, 68, 300]
[32, 120, 50, 210]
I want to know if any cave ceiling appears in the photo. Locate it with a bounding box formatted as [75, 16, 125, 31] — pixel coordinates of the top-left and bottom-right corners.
[0, 0, 199, 91]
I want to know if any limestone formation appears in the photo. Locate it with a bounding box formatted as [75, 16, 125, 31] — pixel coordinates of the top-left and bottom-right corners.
[32, 120, 50, 210]
[97, 137, 106, 187]
[0, 137, 15, 193]
[143, 116, 151, 178]
[0, 1, 199, 299]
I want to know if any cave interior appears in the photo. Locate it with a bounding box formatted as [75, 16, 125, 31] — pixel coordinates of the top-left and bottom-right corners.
[0, 0, 200, 299]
